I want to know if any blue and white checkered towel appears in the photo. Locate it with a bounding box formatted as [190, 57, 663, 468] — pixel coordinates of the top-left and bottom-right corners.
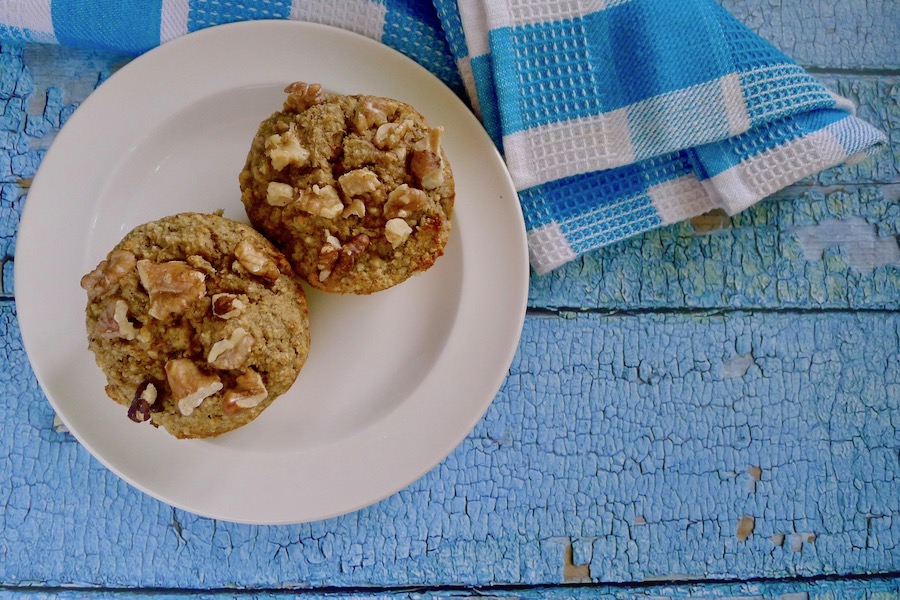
[1, 0, 886, 273]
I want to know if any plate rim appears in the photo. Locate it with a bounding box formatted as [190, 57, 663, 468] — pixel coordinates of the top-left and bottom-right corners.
[14, 19, 529, 524]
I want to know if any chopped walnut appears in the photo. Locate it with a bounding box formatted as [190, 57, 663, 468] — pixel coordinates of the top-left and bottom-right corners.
[165, 358, 223, 416]
[342, 198, 366, 219]
[333, 233, 370, 278]
[411, 126, 445, 189]
[317, 234, 342, 282]
[338, 168, 379, 197]
[208, 327, 255, 370]
[411, 150, 444, 190]
[186, 255, 216, 274]
[265, 125, 310, 171]
[298, 184, 343, 219]
[128, 381, 158, 423]
[222, 370, 269, 415]
[283, 82, 324, 113]
[211, 293, 246, 319]
[81, 250, 137, 300]
[416, 125, 444, 154]
[136, 260, 207, 320]
[384, 184, 428, 219]
[385, 218, 413, 249]
[352, 99, 395, 132]
[373, 119, 412, 150]
[234, 239, 280, 282]
[266, 181, 295, 206]
[94, 299, 138, 341]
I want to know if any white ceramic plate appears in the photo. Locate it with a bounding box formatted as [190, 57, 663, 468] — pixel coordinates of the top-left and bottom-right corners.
[15, 21, 528, 524]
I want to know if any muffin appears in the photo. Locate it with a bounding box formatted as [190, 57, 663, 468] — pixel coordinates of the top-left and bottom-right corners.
[80, 212, 310, 439]
[239, 82, 454, 294]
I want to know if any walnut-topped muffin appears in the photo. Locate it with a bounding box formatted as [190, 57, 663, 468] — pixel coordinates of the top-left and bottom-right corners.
[80, 212, 310, 439]
[239, 82, 455, 294]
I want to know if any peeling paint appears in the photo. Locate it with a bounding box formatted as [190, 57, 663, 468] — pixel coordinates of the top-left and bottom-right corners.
[737, 516, 755, 541]
[724, 354, 757, 378]
[793, 217, 900, 273]
[562, 539, 591, 583]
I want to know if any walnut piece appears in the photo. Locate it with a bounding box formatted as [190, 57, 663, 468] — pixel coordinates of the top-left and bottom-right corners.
[384, 184, 428, 219]
[265, 124, 310, 171]
[136, 260, 207, 320]
[342, 198, 366, 219]
[266, 181, 295, 206]
[385, 218, 413, 249]
[93, 299, 138, 341]
[352, 99, 395, 133]
[298, 184, 343, 219]
[417, 125, 444, 154]
[222, 369, 269, 415]
[283, 82, 323, 113]
[81, 250, 137, 300]
[211, 293, 246, 319]
[317, 234, 342, 282]
[411, 150, 444, 190]
[234, 239, 280, 282]
[338, 168, 380, 197]
[208, 327, 255, 370]
[410, 126, 445, 189]
[186, 255, 216, 274]
[127, 381, 158, 423]
[333, 233, 370, 278]
[373, 119, 412, 150]
[165, 359, 223, 416]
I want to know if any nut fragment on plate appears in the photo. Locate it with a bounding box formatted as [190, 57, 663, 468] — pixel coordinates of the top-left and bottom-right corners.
[385, 218, 413, 248]
[166, 358, 224, 416]
[338, 169, 380, 197]
[240, 84, 455, 294]
[81, 213, 310, 439]
[234, 238, 281, 282]
[266, 182, 295, 206]
[265, 124, 309, 171]
[80, 250, 136, 300]
[283, 81, 323, 113]
[298, 184, 344, 219]
[384, 184, 428, 219]
[93, 299, 138, 341]
[222, 370, 268, 415]
[136, 259, 207, 320]
[211, 293, 245, 319]
[207, 327, 255, 370]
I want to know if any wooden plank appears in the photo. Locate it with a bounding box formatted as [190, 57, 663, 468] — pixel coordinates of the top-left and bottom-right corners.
[1, 304, 897, 587]
[528, 184, 900, 310]
[720, 0, 900, 71]
[1, 578, 899, 598]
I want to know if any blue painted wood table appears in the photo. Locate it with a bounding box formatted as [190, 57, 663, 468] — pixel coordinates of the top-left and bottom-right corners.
[1, 1, 898, 598]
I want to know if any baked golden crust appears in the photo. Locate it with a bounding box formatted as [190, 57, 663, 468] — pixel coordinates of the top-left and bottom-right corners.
[81, 212, 310, 439]
[239, 83, 454, 294]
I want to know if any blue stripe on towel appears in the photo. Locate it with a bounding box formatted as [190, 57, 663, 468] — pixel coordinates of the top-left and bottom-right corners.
[52, 0, 162, 53]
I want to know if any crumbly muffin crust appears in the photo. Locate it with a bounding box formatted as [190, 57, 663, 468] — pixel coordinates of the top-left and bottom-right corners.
[81, 212, 310, 439]
[239, 82, 454, 294]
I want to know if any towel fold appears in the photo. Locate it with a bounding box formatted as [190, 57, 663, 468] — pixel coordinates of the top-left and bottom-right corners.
[0, 0, 886, 273]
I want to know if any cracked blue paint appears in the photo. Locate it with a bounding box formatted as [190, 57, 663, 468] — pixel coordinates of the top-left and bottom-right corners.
[1, 305, 898, 586]
[0, 0, 898, 594]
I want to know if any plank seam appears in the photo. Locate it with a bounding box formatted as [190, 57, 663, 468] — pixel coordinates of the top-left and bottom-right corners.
[2, 571, 900, 595]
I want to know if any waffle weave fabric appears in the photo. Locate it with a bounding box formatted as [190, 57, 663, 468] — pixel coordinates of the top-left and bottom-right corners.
[0, 0, 886, 273]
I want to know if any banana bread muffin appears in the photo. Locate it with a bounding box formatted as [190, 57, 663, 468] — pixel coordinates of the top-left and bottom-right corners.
[239, 82, 454, 294]
[80, 212, 310, 439]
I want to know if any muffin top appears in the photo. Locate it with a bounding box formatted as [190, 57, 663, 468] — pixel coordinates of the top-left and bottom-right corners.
[80, 212, 310, 439]
[240, 82, 454, 294]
